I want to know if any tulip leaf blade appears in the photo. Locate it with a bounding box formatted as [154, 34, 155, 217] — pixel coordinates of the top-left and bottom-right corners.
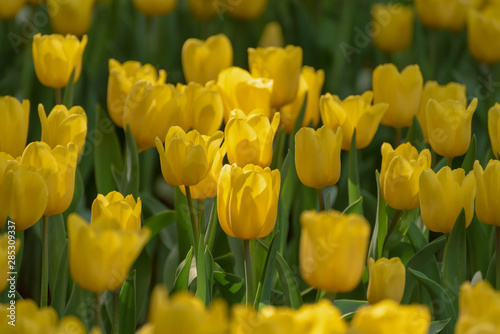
[119, 270, 136, 334]
[65, 282, 94, 331]
[122, 125, 140, 198]
[348, 130, 363, 214]
[173, 246, 194, 292]
[385, 208, 420, 251]
[406, 116, 426, 152]
[368, 171, 387, 261]
[62, 70, 75, 108]
[213, 271, 245, 305]
[343, 196, 363, 215]
[174, 187, 194, 259]
[466, 216, 490, 279]
[51, 240, 69, 318]
[428, 319, 451, 334]
[461, 134, 476, 173]
[254, 232, 279, 310]
[334, 299, 368, 319]
[144, 210, 176, 240]
[48, 214, 67, 302]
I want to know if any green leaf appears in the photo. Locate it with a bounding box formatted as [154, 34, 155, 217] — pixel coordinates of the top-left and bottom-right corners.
[140, 192, 169, 217]
[385, 208, 420, 251]
[280, 149, 291, 190]
[348, 130, 362, 214]
[65, 167, 84, 218]
[173, 247, 194, 292]
[174, 187, 193, 258]
[204, 198, 218, 252]
[428, 319, 451, 334]
[51, 240, 68, 318]
[270, 126, 287, 170]
[48, 214, 66, 301]
[144, 210, 176, 240]
[406, 116, 426, 152]
[113, 125, 139, 198]
[195, 229, 207, 304]
[213, 271, 245, 305]
[119, 270, 136, 334]
[62, 70, 75, 108]
[467, 216, 490, 278]
[204, 247, 214, 304]
[254, 233, 279, 310]
[343, 196, 363, 215]
[368, 171, 387, 261]
[461, 134, 476, 173]
[65, 283, 93, 331]
[407, 220, 429, 251]
[334, 299, 368, 320]
[132, 248, 152, 322]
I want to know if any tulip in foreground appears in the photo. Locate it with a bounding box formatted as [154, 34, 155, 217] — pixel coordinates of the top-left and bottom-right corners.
[0, 96, 29, 157]
[474, 160, 500, 226]
[367, 257, 406, 305]
[488, 103, 500, 158]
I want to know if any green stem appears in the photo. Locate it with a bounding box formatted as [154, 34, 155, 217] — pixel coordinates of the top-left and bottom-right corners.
[446, 157, 453, 168]
[395, 127, 402, 147]
[317, 188, 325, 211]
[185, 186, 199, 250]
[95, 293, 102, 330]
[198, 199, 204, 232]
[315, 289, 326, 303]
[496, 226, 500, 290]
[55, 88, 62, 105]
[383, 210, 402, 251]
[40, 215, 49, 307]
[244, 239, 254, 307]
[112, 291, 120, 334]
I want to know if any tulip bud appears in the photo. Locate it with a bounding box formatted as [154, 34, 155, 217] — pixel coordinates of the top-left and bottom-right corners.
[132, 0, 178, 16]
[0, 0, 25, 20]
[0, 234, 20, 292]
[417, 81, 467, 143]
[419, 167, 476, 233]
[47, 0, 95, 36]
[320, 91, 388, 150]
[68, 213, 150, 292]
[248, 45, 303, 108]
[489, 103, 500, 158]
[217, 164, 280, 240]
[38, 104, 87, 156]
[474, 160, 500, 226]
[258, 21, 284, 48]
[32, 33, 87, 89]
[371, 4, 414, 54]
[226, 0, 268, 21]
[367, 257, 406, 305]
[295, 125, 343, 189]
[91, 191, 142, 231]
[380, 142, 431, 210]
[0, 96, 29, 157]
[427, 98, 477, 158]
[186, 0, 217, 19]
[467, 6, 500, 64]
[350, 300, 431, 334]
[373, 63, 423, 128]
[182, 34, 233, 85]
[299, 210, 370, 293]
[216, 67, 273, 122]
[414, 0, 473, 32]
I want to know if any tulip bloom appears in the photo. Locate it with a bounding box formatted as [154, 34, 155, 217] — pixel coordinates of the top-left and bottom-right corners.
[68, 213, 150, 292]
[293, 300, 347, 333]
[468, 6, 500, 64]
[123, 80, 184, 151]
[427, 98, 477, 158]
[489, 103, 500, 158]
[182, 34, 233, 85]
[417, 81, 467, 143]
[474, 160, 500, 226]
[132, 0, 178, 16]
[225, 110, 280, 168]
[108, 59, 167, 128]
[320, 91, 388, 150]
[186, 0, 217, 19]
[281, 66, 325, 134]
[217, 164, 280, 240]
[0, 154, 48, 231]
[216, 67, 273, 122]
[0, 234, 20, 292]
[156, 126, 223, 187]
[91, 191, 142, 231]
[0, 0, 25, 20]
[350, 300, 431, 334]
[295, 126, 343, 189]
[367, 257, 406, 305]
[38, 104, 87, 156]
[300, 210, 370, 293]
[227, 0, 268, 20]
[248, 45, 303, 108]
[32, 33, 87, 89]
[380, 142, 431, 210]
[371, 4, 414, 54]
[21, 142, 78, 216]
[419, 167, 476, 233]
[258, 21, 284, 48]
[47, 0, 94, 36]
[230, 304, 295, 334]
[0, 96, 29, 157]
[414, 0, 473, 31]
[373, 64, 423, 128]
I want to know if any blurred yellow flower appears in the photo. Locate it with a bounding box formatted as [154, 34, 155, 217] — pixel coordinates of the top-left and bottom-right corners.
[230, 304, 295, 334]
[218, 164, 280, 240]
[258, 21, 284, 48]
[373, 63, 423, 128]
[47, 0, 95, 36]
[0, 233, 20, 292]
[380, 142, 431, 210]
[414, 0, 473, 31]
[474, 160, 500, 226]
[186, 0, 217, 19]
[295, 125, 343, 189]
[248, 45, 303, 108]
[427, 98, 477, 158]
[419, 167, 476, 233]
[294, 300, 347, 333]
[300, 210, 370, 293]
[320, 91, 388, 150]
[32, 33, 87, 89]
[132, 0, 177, 16]
[0, 0, 26, 20]
[489, 103, 500, 158]
[226, 0, 268, 21]
[91, 191, 142, 231]
[468, 5, 500, 64]
[0, 96, 29, 157]
[371, 3, 414, 54]
[367, 257, 406, 305]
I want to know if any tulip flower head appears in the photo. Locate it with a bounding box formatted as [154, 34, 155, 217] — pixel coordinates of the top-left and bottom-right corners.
[226, 0, 268, 21]
[47, 0, 95, 36]
[91, 191, 142, 231]
[0, 233, 20, 292]
[467, 5, 500, 64]
[258, 21, 285, 48]
[474, 160, 500, 226]
[0, 0, 26, 20]
[414, 0, 473, 32]
[371, 3, 415, 54]
[132, 0, 178, 16]
[0, 96, 29, 157]
[367, 257, 406, 305]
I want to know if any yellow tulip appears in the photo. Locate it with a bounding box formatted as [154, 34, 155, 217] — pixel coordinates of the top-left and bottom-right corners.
[300, 210, 370, 293]
[248, 45, 303, 108]
[281, 66, 325, 134]
[47, 0, 95, 36]
[68, 213, 150, 292]
[123, 80, 184, 151]
[456, 281, 500, 334]
[156, 126, 223, 187]
[294, 300, 347, 333]
[417, 81, 467, 143]
[0, 96, 29, 157]
[217, 164, 280, 240]
[107, 59, 167, 128]
[132, 0, 177, 16]
[32, 33, 87, 89]
[0, 299, 87, 333]
[225, 110, 280, 168]
[176, 82, 223, 135]
[367, 257, 406, 305]
[182, 34, 233, 85]
[258, 21, 284, 48]
[91, 191, 142, 231]
[350, 300, 431, 334]
[226, 0, 268, 20]
[216, 67, 273, 122]
[371, 4, 414, 54]
[147, 286, 227, 334]
[489, 103, 500, 158]
[468, 6, 500, 64]
[0, 153, 48, 231]
[320, 91, 388, 150]
[0, 233, 20, 292]
[372, 63, 423, 128]
[380, 142, 431, 210]
[295, 125, 343, 189]
[180, 136, 225, 200]
[230, 304, 295, 334]
[186, 0, 217, 19]
[414, 0, 473, 31]
[474, 160, 500, 226]
[419, 167, 476, 233]
[38, 104, 87, 156]
[0, 0, 25, 20]
[427, 98, 477, 158]
[20, 142, 78, 216]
